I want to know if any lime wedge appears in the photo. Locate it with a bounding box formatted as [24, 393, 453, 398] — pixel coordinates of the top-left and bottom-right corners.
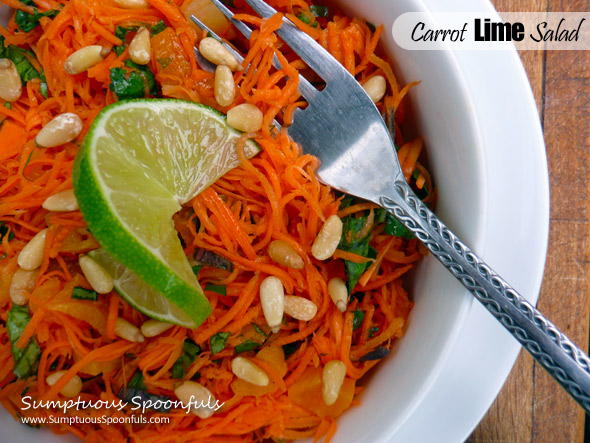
[88, 248, 195, 327]
[73, 99, 259, 328]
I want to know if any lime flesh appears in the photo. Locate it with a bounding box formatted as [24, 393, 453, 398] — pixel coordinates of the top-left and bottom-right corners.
[73, 99, 259, 327]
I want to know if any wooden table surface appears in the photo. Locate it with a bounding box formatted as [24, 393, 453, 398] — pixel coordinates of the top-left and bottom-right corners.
[467, 0, 590, 441]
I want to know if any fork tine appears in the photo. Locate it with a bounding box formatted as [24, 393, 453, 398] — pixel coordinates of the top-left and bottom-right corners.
[207, 0, 318, 100]
[209, 0, 253, 40]
[242, 0, 352, 83]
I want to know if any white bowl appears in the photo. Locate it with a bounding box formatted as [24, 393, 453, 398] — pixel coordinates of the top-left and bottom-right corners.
[0, 0, 548, 441]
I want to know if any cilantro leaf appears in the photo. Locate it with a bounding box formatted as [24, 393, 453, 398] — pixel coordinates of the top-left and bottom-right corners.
[128, 370, 147, 390]
[118, 371, 171, 413]
[172, 340, 201, 379]
[210, 332, 230, 354]
[15, 7, 59, 33]
[7, 305, 41, 379]
[109, 62, 157, 100]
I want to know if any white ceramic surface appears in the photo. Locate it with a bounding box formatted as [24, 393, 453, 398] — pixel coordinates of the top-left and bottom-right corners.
[0, 0, 548, 441]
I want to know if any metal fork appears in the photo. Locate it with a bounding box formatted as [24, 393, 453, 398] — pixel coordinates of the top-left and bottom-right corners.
[198, 0, 590, 413]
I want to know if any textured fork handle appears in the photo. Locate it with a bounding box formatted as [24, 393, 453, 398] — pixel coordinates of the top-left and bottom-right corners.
[381, 179, 590, 413]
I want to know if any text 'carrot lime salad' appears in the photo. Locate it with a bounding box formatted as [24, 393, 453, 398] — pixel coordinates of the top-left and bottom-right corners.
[0, 0, 435, 441]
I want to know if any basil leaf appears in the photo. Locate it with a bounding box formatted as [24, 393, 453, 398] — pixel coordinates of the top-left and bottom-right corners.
[205, 283, 226, 296]
[235, 339, 261, 355]
[352, 308, 365, 331]
[72, 286, 98, 301]
[172, 340, 201, 379]
[210, 331, 230, 354]
[384, 213, 415, 239]
[150, 20, 167, 36]
[7, 305, 41, 379]
[309, 5, 329, 18]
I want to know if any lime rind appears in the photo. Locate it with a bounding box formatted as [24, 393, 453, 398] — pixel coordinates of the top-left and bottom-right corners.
[73, 99, 260, 328]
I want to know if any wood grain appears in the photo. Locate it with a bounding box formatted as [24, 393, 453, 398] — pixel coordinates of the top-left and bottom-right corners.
[468, 0, 590, 441]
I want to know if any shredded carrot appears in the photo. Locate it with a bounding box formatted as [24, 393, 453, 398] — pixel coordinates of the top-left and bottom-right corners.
[0, 0, 430, 440]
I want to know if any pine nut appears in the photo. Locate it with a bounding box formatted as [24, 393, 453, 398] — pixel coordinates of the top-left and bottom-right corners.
[328, 277, 347, 312]
[113, 0, 148, 9]
[129, 27, 151, 65]
[46, 370, 83, 397]
[114, 317, 145, 343]
[0, 59, 22, 102]
[362, 75, 387, 103]
[35, 113, 83, 148]
[283, 295, 317, 321]
[267, 240, 304, 270]
[9, 268, 38, 306]
[174, 381, 217, 418]
[42, 189, 78, 212]
[198, 37, 241, 71]
[115, 0, 149, 9]
[226, 103, 263, 133]
[141, 319, 173, 337]
[322, 360, 347, 406]
[259, 276, 284, 333]
[17, 228, 48, 271]
[64, 45, 109, 75]
[214, 64, 235, 107]
[79, 255, 114, 294]
[231, 356, 269, 386]
[311, 215, 343, 261]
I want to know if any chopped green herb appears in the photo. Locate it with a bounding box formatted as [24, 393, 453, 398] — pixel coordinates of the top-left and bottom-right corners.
[210, 331, 230, 354]
[309, 5, 329, 18]
[205, 283, 226, 296]
[192, 264, 203, 275]
[4, 102, 12, 109]
[338, 194, 355, 210]
[282, 341, 300, 359]
[118, 387, 171, 413]
[235, 339, 261, 355]
[352, 308, 365, 331]
[109, 61, 157, 100]
[150, 20, 167, 36]
[412, 169, 420, 180]
[338, 216, 373, 292]
[252, 323, 267, 338]
[7, 305, 41, 379]
[221, 0, 234, 6]
[369, 326, 379, 338]
[48, 358, 59, 371]
[297, 13, 311, 25]
[367, 21, 376, 33]
[128, 370, 148, 390]
[359, 346, 390, 361]
[384, 213, 414, 239]
[172, 339, 201, 379]
[15, 7, 59, 33]
[115, 25, 139, 41]
[0, 36, 43, 84]
[0, 222, 15, 242]
[72, 286, 98, 301]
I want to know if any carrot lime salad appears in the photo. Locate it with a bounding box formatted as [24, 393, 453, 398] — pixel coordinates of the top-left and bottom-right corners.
[0, 0, 434, 441]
